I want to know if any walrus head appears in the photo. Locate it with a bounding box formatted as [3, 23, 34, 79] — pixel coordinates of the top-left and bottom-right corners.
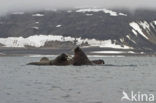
[59, 53, 68, 61]
[74, 46, 81, 53]
[50, 53, 70, 65]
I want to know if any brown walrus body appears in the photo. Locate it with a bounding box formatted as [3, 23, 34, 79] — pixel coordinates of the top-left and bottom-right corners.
[27, 57, 50, 65]
[72, 47, 93, 65]
[27, 54, 70, 66]
[40, 57, 50, 62]
[50, 53, 70, 66]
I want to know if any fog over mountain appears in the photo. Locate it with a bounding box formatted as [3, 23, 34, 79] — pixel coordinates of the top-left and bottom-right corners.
[0, 0, 156, 15]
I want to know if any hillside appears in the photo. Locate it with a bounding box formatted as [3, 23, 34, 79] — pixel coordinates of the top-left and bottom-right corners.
[0, 8, 156, 55]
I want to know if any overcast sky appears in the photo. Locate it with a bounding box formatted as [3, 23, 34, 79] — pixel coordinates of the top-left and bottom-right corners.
[0, 0, 156, 15]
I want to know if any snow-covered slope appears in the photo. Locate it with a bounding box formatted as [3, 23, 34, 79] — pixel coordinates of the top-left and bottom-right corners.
[76, 8, 127, 16]
[130, 22, 149, 39]
[0, 35, 130, 49]
[129, 20, 156, 45]
[0, 8, 156, 53]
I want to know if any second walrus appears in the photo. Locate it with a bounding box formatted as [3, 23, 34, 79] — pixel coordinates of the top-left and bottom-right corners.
[72, 47, 93, 65]
[50, 53, 70, 66]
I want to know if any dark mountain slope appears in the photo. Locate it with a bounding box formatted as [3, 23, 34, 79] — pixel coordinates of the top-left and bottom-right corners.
[0, 8, 156, 52]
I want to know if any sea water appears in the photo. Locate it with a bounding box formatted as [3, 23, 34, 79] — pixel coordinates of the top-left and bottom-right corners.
[0, 56, 155, 103]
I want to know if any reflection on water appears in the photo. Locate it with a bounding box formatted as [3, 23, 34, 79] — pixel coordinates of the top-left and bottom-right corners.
[0, 56, 156, 103]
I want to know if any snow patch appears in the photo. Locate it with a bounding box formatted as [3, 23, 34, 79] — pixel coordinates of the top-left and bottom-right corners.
[132, 29, 138, 36]
[32, 27, 39, 30]
[139, 21, 150, 30]
[129, 22, 149, 39]
[0, 35, 131, 49]
[56, 25, 62, 27]
[118, 13, 127, 16]
[32, 13, 44, 17]
[86, 14, 93, 16]
[35, 22, 39, 24]
[150, 23, 155, 29]
[126, 35, 136, 44]
[139, 21, 150, 34]
[120, 38, 124, 42]
[153, 21, 156, 25]
[84, 39, 130, 49]
[128, 51, 135, 54]
[76, 8, 127, 16]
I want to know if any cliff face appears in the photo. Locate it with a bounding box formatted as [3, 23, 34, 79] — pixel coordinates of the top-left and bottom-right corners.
[0, 8, 156, 52]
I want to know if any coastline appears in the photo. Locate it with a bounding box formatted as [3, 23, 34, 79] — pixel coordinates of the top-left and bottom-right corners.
[0, 47, 156, 57]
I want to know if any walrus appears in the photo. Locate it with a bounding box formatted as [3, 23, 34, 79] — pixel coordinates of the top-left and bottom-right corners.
[72, 47, 93, 65]
[27, 54, 70, 66]
[50, 53, 70, 65]
[40, 57, 50, 62]
[27, 57, 50, 65]
[27, 47, 105, 66]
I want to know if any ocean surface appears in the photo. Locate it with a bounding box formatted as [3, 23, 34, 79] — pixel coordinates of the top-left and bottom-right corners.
[0, 56, 156, 103]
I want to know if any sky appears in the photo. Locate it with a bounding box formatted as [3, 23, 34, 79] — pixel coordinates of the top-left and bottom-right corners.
[0, 0, 156, 15]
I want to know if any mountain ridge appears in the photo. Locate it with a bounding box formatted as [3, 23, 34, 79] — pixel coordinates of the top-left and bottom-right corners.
[0, 8, 156, 54]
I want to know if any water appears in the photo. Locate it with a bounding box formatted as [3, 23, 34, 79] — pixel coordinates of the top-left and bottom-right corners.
[0, 56, 156, 103]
